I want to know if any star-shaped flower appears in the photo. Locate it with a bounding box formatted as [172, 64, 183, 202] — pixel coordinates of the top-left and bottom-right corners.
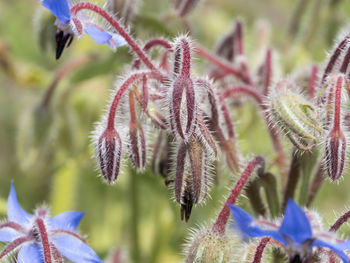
[229, 199, 350, 262]
[40, 0, 126, 58]
[0, 182, 102, 263]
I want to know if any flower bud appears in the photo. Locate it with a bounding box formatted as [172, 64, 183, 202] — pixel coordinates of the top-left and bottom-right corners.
[174, 135, 213, 221]
[325, 129, 346, 181]
[268, 80, 321, 150]
[170, 75, 197, 141]
[96, 128, 122, 184]
[128, 122, 146, 170]
[323, 75, 349, 181]
[185, 227, 237, 263]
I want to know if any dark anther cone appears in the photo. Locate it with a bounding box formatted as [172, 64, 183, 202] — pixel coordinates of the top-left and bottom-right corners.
[55, 30, 74, 60]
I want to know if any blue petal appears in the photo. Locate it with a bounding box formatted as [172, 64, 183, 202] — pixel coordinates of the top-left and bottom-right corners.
[313, 239, 349, 263]
[278, 199, 312, 243]
[53, 233, 102, 263]
[18, 244, 44, 263]
[50, 211, 85, 231]
[109, 34, 127, 48]
[42, 0, 71, 23]
[0, 228, 20, 242]
[84, 26, 112, 45]
[229, 205, 286, 245]
[7, 182, 32, 225]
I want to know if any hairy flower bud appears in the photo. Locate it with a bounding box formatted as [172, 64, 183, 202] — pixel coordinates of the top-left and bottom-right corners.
[325, 129, 346, 181]
[323, 74, 349, 181]
[128, 122, 146, 170]
[268, 80, 321, 151]
[174, 135, 213, 221]
[185, 227, 237, 263]
[96, 128, 122, 184]
[170, 37, 197, 141]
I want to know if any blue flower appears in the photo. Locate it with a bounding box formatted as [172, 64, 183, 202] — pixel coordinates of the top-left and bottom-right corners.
[0, 182, 102, 263]
[40, 0, 126, 58]
[229, 199, 350, 263]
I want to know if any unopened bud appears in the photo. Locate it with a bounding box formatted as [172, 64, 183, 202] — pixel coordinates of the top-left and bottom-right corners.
[96, 128, 122, 184]
[174, 136, 213, 221]
[325, 129, 346, 181]
[185, 227, 237, 263]
[128, 122, 146, 170]
[268, 80, 321, 151]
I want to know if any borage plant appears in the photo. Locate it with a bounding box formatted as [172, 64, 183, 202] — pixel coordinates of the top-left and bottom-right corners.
[30, 0, 350, 262]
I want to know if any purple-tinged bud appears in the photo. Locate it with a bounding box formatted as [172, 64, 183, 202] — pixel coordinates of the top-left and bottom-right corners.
[325, 129, 346, 181]
[170, 37, 197, 141]
[174, 136, 213, 221]
[170, 76, 197, 140]
[324, 75, 348, 181]
[97, 128, 122, 184]
[128, 122, 146, 170]
[128, 90, 147, 170]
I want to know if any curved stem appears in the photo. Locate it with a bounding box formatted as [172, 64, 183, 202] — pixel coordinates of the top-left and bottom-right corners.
[253, 237, 270, 263]
[193, 46, 252, 84]
[330, 210, 350, 232]
[107, 71, 162, 130]
[212, 156, 265, 234]
[70, 3, 158, 72]
[0, 236, 31, 259]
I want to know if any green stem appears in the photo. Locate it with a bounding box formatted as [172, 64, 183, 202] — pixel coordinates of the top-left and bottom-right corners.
[260, 172, 280, 218]
[129, 166, 140, 263]
[298, 151, 319, 206]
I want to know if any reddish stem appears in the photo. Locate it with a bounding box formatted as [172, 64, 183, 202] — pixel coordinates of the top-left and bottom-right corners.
[253, 237, 270, 263]
[212, 156, 265, 234]
[0, 236, 31, 259]
[329, 210, 350, 232]
[223, 85, 263, 104]
[70, 3, 158, 71]
[193, 46, 251, 84]
[333, 76, 343, 131]
[143, 38, 173, 51]
[0, 221, 25, 233]
[107, 71, 162, 130]
[308, 65, 318, 98]
[35, 218, 52, 263]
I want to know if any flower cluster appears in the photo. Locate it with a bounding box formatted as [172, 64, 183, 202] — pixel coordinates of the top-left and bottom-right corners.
[0, 182, 102, 263]
[35, 0, 350, 261]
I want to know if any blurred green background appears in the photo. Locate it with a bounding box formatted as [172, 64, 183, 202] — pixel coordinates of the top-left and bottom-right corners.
[2, 0, 350, 262]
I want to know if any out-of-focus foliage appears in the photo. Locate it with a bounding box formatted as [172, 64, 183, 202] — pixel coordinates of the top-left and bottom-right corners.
[2, 0, 350, 262]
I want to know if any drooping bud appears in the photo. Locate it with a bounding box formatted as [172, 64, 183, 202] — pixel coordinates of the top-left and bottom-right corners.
[170, 37, 197, 141]
[268, 80, 321, 151]
[128, 91, 147, 170]
[184, 227, 237, 263]
[128, 122, 146, 170]
[96, 128, 122, 184]
[174, 135, 213, 221]
[323, 74, 348, 181]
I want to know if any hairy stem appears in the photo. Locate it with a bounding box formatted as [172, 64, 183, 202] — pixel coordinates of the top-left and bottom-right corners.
[212, 156, 265, 234]
[70, 3, 158, 71]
